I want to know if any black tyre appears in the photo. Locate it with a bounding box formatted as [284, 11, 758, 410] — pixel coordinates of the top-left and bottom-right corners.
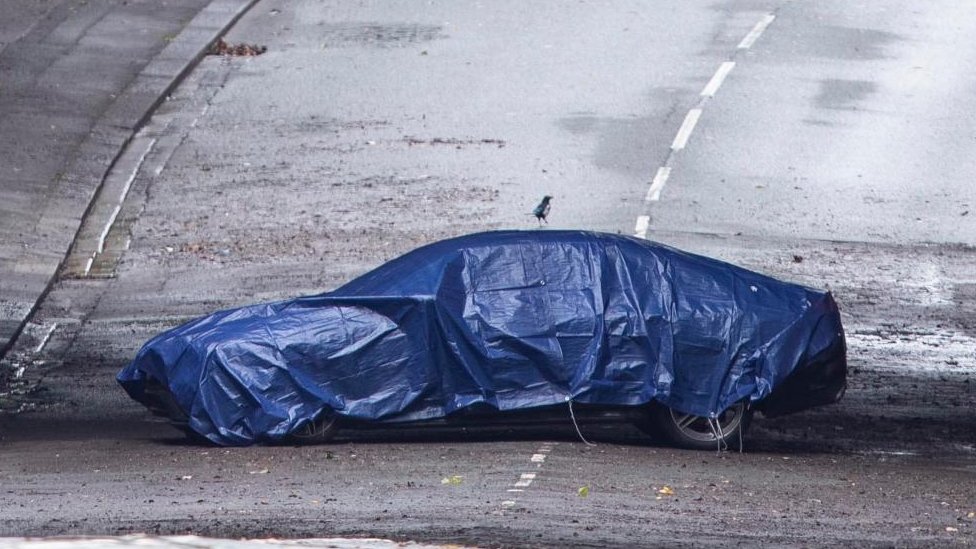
[143, 379, 189, 422]
[142, 379, 214, 442]
[289, 410, 340, 443]
[640, 402, 752, 451]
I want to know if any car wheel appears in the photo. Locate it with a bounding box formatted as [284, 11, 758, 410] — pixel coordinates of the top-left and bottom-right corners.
[143, 379, 188, 422]
[289, 410, 340, 443]
[141, 379, 217, 442]
[642, 402, 752, 451]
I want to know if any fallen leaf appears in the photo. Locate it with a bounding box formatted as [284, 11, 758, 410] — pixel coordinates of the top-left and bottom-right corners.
[578, 486, 589, 497]
[441, 475, 463, 485]
[658, 486, 675, 496]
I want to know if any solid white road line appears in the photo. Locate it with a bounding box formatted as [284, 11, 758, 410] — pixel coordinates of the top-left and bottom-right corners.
[94, 137, 156, 258]
[645, 167, 672, 202]
[671, 109, 702, 151]
[701, 61, 736, 97]
[738, 14, 775, 49]
[634, 215, 650, 239]
[83, 254, 95, 276]
[119, 138, 156, 204]
[96, 205, 123, 254]
[33, 323, 58, 354]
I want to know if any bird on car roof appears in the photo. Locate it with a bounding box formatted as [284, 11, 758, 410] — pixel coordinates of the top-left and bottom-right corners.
[532, 195, 553, 225]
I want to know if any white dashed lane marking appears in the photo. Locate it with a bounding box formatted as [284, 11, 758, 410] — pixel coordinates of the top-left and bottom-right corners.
[501, 443, 555, 509]
[738, 14, 776, 49]
[700, 61, 736, 97]
[514, 473, 537, 487]
[670, 108, 702, 151]
[645, 167, 671, 202]
[634, 215, 650, 239]
[635, 13, 776, 238]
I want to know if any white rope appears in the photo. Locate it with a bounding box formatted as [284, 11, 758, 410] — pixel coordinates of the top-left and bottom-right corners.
[707, 417, 728, 453]
[707, 418, 720, 452]
[738, 411, 745, 454]
[715, 416, 728, 452]
[567, 399, 597, 447]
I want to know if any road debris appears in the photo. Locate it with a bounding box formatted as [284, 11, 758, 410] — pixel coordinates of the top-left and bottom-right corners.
[209, 38, 267, 56]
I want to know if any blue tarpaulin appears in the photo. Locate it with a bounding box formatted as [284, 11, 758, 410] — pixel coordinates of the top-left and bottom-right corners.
[118, 230, 846, 445]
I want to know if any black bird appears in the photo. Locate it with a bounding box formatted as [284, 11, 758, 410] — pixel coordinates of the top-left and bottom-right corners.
[532, 195, 553, 225]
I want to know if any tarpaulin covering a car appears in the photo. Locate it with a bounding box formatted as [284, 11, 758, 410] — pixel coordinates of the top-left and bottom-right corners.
[118, 230, 846, 445]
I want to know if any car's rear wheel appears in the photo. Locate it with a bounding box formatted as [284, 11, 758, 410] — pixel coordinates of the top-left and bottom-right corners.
[640, 402, 752, 451]
[289, 410, 340, 443]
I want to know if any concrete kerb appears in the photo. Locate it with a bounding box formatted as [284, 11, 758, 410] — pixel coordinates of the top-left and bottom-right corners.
[0, 0, 260, 365]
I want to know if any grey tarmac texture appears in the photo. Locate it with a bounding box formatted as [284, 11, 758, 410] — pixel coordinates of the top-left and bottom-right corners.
[0, 0, 257, 359]
[1, 0, 975, 547]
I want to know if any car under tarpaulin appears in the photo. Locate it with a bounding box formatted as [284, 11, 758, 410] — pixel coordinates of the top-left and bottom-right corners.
[118, 230, 846, 446]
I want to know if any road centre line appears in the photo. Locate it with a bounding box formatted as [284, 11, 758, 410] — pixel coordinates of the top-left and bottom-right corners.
[501, 443, 555, 509]
[645, 167, 672, 202]
[701, 61, 736, 97]
[514, 473, 537, 487]
[738, 14, 775, 49]
[634, 215, 650, 239]
[635, 12, 776, 238]
[670, 108, 702, 151]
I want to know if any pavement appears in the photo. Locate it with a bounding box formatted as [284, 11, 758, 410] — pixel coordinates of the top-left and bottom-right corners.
[0, 0, 257, 363]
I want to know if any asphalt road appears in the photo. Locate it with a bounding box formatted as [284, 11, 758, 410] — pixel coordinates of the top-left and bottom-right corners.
[1, 0, 975, 546]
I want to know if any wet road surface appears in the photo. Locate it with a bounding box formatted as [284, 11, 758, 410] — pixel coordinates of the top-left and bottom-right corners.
[1, 0, 975, 546]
